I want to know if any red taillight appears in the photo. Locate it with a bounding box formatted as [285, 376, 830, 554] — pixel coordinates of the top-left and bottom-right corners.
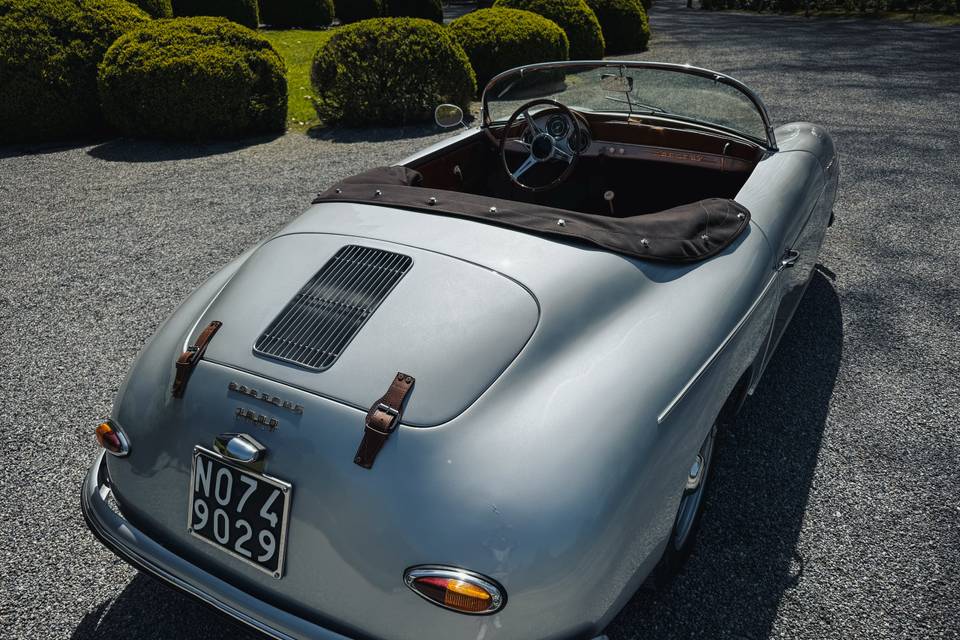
[404, 567, 505, 615]
[95, 421, 129, 457]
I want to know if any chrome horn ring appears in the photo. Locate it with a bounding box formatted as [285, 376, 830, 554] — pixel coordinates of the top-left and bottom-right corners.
[498, 98, 582, 193]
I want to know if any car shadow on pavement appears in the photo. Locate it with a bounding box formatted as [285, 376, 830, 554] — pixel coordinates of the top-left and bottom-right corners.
[70, 571, 261, 640]
[70, 271, 842, 640]
[86, 134, 284, 163]
[606, 269, 843, 639]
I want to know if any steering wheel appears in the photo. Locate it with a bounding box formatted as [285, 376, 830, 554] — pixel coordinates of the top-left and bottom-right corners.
[499, 99, 583, 193]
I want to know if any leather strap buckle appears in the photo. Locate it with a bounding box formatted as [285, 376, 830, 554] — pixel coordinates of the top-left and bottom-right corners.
[365, 403, 400, 435]
[172, 321, 222, 398]
[354, 372, 415, 469]
[179, 345, 200, 365]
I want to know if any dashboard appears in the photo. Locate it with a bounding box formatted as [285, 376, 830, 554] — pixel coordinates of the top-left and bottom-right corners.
[519, 111, 592, 153]
[510, 107, 760, 173]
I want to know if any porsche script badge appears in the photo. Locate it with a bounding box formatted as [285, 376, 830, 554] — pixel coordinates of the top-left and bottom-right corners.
[228, 381, 304, 415]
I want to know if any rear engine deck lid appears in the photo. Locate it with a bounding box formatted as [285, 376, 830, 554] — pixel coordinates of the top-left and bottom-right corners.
[196, 233, 539, 426]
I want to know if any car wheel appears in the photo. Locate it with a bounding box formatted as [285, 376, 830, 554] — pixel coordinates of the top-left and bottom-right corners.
[653, 423, 717, 584]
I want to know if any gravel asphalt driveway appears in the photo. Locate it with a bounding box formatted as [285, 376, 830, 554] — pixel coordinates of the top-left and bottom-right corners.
[2, 2, 958, 638]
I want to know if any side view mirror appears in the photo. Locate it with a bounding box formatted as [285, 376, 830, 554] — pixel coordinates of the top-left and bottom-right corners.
[435, 104, 465, 129]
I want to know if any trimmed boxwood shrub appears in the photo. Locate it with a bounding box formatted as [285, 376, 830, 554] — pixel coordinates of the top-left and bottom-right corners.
[334, 0, 382, 22]
[449, 8, 569, 89]
[584, 0, 649, 53]
[384, 0, 442, 22]
[0, 0, 148, 143]
[131, 0, 172, 17]
[311, 18, 475, 126]
[259, 0, 334, 26]
[494, 0, 604, 60]
[98, 17, 287, 139]
[171, 0, 259, 28]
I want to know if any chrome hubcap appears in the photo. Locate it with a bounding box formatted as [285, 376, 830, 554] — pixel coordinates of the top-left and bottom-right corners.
[672, 425, 716, 550]
[685, 454, 704, 492]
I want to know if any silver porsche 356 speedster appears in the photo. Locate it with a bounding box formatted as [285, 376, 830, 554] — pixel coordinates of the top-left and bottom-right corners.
[82, 61, 839, 640]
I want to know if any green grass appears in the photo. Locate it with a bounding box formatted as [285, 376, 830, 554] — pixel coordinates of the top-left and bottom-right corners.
[262, 29, 332, 131]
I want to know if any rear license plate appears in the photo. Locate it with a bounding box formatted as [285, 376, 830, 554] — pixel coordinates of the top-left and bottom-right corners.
[187, 446, 292, 578]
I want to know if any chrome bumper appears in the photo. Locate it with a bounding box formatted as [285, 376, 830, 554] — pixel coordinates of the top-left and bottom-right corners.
[80, 451, 351, 640]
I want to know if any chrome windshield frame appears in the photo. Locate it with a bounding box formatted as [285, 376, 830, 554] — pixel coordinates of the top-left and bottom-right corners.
[481, 60, 778, 151]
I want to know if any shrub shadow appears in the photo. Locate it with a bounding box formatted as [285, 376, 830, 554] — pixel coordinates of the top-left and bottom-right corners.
[606, 269, 843, 639]
[307, 122, 451, 144]
[86, 133, 284, 163]
[0, 135, 108, 160]
[308, 108, 480, 143]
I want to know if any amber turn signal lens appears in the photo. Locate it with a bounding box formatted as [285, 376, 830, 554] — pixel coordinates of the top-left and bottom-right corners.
[95, 421, 130, 457]
[404, 567, 505, 615]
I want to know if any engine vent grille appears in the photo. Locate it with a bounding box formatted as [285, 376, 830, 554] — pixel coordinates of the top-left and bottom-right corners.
[254, 245, 413, 371]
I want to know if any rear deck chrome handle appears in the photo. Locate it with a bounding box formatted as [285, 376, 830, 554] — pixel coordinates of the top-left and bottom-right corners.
[214, 433, 266, 465]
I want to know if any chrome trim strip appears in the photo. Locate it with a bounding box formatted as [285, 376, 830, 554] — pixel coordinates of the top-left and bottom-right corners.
[657, 273, 780, 424]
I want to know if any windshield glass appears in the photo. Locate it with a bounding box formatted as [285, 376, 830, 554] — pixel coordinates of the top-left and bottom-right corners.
[483, 62, 771, 146]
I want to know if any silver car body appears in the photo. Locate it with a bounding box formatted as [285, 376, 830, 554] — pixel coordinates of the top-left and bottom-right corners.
[82, 61, 839, 640]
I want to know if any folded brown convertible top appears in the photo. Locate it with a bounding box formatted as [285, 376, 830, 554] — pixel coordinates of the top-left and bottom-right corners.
[313, 166, 751, 263]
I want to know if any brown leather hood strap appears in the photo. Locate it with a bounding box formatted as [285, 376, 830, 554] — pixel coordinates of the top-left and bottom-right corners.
[354, 372, 415, 469]
[172, 321, 222, 398]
